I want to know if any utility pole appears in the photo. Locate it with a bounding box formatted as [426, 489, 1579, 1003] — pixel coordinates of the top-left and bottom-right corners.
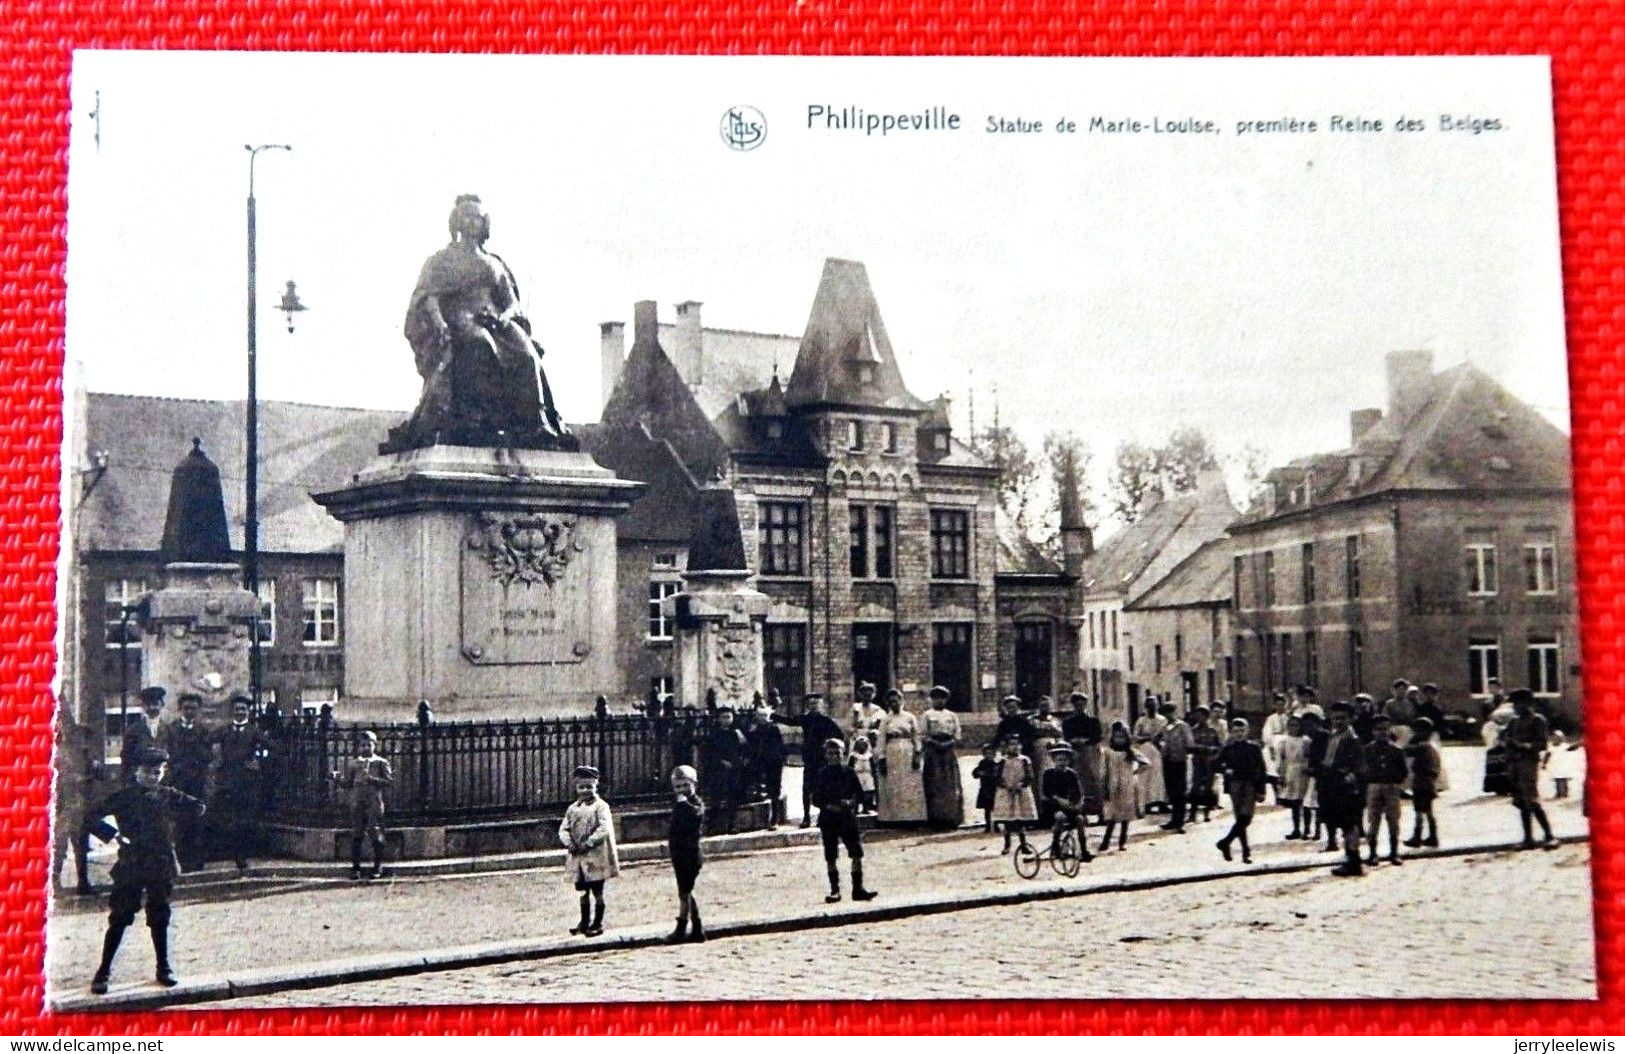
[245, 143, 291, 712]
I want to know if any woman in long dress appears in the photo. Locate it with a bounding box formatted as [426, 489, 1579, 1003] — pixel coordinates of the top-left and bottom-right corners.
[876, 690, 927, 824]
[920, 686, 965, 829]
[1132, 706, 1168, 815]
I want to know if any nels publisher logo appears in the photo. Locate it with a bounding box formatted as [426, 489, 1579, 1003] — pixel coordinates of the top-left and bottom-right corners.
[721, 106, 766, 151]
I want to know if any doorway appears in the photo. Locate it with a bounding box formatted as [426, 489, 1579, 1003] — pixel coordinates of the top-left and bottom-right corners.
[932, 622, 975, 712]
[851, 623, 893, 701]
[1014, 620, 1054, 704]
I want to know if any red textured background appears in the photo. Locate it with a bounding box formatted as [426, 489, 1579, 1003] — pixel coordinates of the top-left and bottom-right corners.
[2, 0, 1620, 1036]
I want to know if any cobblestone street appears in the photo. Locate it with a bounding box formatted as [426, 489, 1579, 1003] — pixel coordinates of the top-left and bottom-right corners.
[207, 842, 1596, 1005]
[48, 747, 1594, 1006]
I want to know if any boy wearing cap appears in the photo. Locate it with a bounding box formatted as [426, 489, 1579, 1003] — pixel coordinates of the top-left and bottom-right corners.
[82, 747, 206, 994]
[212, 696, 271, 874]
[665, 764, 707, 943]
[1363, 716, 1409, 866]
[1037, 742, 1094, 862]
[559, 765, 619, 937]
[161, 693, 213, 872]
[121, 687, 168, 784]
[331, 730, 394, 880]
[810, 738, 877, 903]
[1214, 719, 1267, 864]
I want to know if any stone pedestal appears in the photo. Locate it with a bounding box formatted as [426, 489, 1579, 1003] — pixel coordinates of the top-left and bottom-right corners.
[312, 446, 643, 720]
[668, 570, 773, 710]
[138, 562, 260, 722]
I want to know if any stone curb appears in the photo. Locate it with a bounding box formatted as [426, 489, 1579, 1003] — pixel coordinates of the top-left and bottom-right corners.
[53, 826, 846, 912]
[47, 832, 1587, 1014]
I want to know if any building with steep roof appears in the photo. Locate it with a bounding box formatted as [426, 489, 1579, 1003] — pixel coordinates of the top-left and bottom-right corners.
[1075, 470, 1239, 724]
[600, 258, 1018, 714]
[1122, 537, 1235, 713]
[1227, 350, 1580, 723]
[65, 393, 399, 757]
[67, 258, 1085, 755]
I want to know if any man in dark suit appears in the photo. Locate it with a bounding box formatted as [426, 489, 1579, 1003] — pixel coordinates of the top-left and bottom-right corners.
[212, 695, 271, 874]
[160, 693, 213, 872]
[120, 687, 167, 783]
[1315, 701, 1369, 876]
[772, 694, 844, 828]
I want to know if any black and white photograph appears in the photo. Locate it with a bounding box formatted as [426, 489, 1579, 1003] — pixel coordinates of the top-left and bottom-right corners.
[47, 52, 1592, 1009]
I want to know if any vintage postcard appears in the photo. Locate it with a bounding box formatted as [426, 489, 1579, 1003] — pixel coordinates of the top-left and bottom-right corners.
[47, 52, 1591, 1008]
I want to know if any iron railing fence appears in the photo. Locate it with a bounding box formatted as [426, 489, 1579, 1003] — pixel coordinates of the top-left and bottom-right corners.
[266, 711, 717, 826]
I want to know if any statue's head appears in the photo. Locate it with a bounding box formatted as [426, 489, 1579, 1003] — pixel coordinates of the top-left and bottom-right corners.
[448, 194, 490, 244]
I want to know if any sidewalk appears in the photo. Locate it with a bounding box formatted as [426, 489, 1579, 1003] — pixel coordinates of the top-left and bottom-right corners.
[46, 746, 1588, 1011]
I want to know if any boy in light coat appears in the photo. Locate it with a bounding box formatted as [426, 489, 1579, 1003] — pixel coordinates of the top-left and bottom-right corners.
[559, 765, 619, 937]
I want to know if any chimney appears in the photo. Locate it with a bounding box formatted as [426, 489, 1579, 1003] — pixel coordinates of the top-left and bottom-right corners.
[1349, 407, 1382, 444]
[632, 300, 660, 352]
[600, 320, 626, 412]
[1385, 350, 1434, 425]
[675, 300, 703, 386]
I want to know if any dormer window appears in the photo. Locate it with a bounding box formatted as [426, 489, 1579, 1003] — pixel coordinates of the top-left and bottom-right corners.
[846, 419, 864, 452]
[855, 363, 875, 384]
[932, 432, 949, 454]
[766, 419, 784, 440]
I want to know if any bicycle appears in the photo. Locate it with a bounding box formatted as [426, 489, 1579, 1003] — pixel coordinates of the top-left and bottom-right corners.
[1012, 820, 1086, 879]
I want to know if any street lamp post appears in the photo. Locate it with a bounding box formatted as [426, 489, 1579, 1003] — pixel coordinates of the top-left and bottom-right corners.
[245, 143, 291, 713]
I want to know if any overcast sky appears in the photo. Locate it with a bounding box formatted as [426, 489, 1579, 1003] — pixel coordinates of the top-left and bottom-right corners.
[64, 53, 1570, 517]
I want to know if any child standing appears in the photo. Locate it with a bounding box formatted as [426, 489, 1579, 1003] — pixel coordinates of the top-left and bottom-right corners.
[331, 730, 394, 881]
[1404, 716, 1442, 848]
[1097, 722, 1145, 853]
[1214, 719, 1268, 864]
[1363, 716, 1408, 867]
[991, 735, 1038, 853]
[810, 738, 877, 903]
[1276, 716, 1310, 839]
[559, 765, 619, 937]
[848, 734, 878, 815]
[1546, 730, 1579, 799]
[971, 743, 1000, 832]
[665, 764, 706, 944]
[83, 747, 206, 994]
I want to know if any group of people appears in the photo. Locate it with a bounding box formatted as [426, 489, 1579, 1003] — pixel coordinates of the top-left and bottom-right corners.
[78, 687, 392, 995]
[77, 674, 1575, 996]
[554, 731, 884, 953]
[698, 683, 972, 834]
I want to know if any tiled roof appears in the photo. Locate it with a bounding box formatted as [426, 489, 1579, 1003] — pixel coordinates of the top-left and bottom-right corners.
[784, 259, 929, 412]
[1232, 363, 1572, 529]
[661, 323, 800, 422]
[573, 423, 699, 545]
[995, 520, 1064, 577]
[1077, 472, 1237, 603]
[77, 392, 400, 554]
[1126, 537, 1233, 611]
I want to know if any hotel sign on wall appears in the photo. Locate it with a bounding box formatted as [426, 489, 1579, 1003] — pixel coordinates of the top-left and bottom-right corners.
[459, 512, 593, 666]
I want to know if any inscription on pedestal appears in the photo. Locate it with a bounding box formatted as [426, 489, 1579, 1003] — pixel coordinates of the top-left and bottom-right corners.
[460, 512, 592, 665]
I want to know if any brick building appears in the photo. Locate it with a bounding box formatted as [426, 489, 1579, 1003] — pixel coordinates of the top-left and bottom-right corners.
[64, 393, 397, 759]
[66, 258, 1076, 756]
[1075, 471, 1237, 725]
[1227, 351, 1581, 724]
[598, 259, 1009, 714]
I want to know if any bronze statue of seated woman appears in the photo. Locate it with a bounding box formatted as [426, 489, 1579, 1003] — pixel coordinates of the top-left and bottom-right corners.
[381, 194, 577, 454]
